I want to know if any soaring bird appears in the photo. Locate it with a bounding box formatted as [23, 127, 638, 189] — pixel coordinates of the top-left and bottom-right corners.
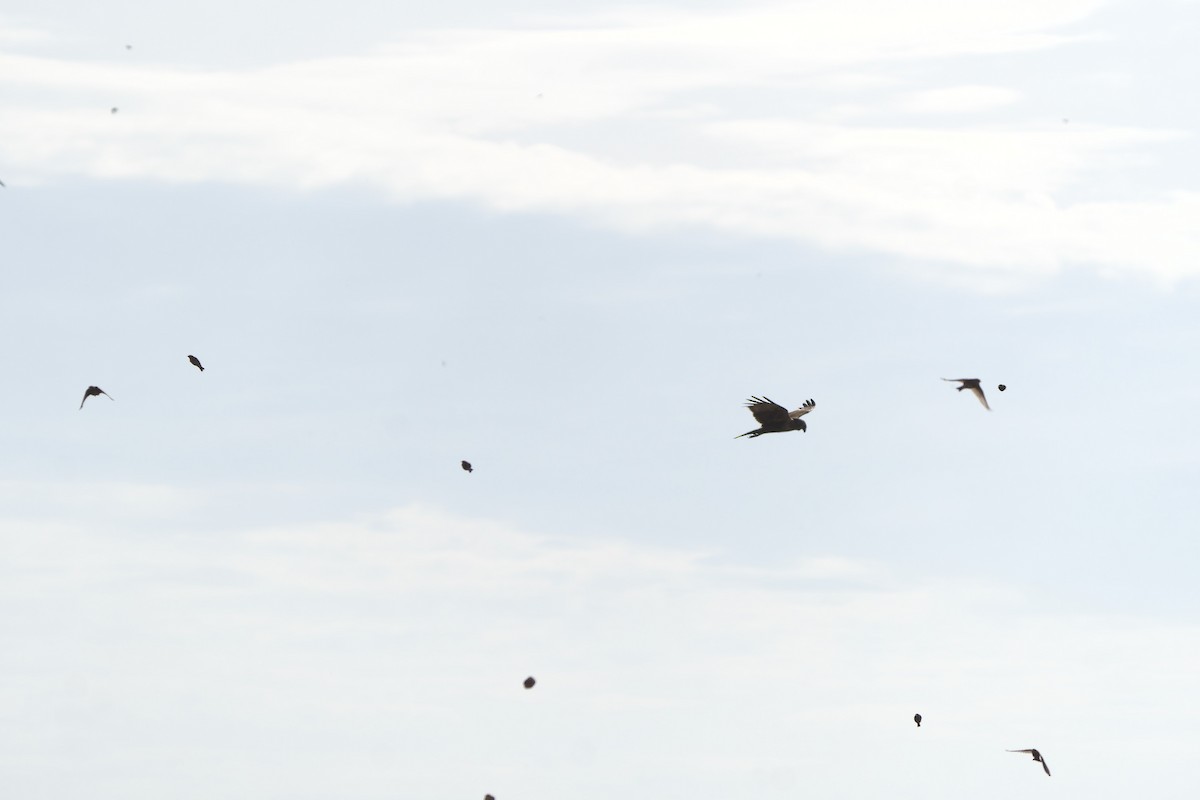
[1008, 748, 1051, 776]
[79, 385, 113, 409]
[914, 713, 922, 727]
[736, 396, 815, 438]
[188, 355, 204, 371]
[942, 378, 990, 410]
[461, 460, 473, 473]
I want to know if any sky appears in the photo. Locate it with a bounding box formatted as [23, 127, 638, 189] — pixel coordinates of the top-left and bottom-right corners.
[3, 0, 1200, 797]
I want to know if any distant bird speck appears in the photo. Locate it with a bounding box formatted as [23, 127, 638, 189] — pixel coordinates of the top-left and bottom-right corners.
[125, 44, 132, 50]
[188, 355, 204, 371]
[461, 460, 473, 473]
[80, 385, 114, 409]
[1008, 748, 1051, 776]
[942, 378, 990, 410]
[736, 396, 815, 438]
[485, 795, 495, 800]
[111, 107, 118, 114]
[0, 178, 6, 187]
[523, 676, 536, 689]
[914, 713, 922, 727]
[998, 384, 1007, 392]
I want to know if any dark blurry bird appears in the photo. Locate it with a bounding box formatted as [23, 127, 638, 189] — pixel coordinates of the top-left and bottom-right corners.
[998, 384, 1007, 392]
[188, 355, 204, 371]
[1008, 748, 1051, 776]
[523, 676, 536, 689]
[111, 107, 118, 114]
[914, 713, 922, 727]
[79, 385, 113, 409]
[942, 378, 990, 410]
[461, 460, 473, 473]
[485, 795, 495, 800]
[736, 396, 816, 438]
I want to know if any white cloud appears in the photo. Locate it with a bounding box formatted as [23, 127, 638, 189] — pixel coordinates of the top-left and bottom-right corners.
[897, 85, 1023, 114]
[7, 0, 1198, 288]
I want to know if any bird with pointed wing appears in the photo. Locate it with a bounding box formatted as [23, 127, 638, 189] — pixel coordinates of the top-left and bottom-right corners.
[736, 396, 815, 439]
[79, 385, 114, 409]
[942, 378, 990, 410]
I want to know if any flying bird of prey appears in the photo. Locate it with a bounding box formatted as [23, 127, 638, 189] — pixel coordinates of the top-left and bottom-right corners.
[914, 713, 922, 727]
[942, 378, 990, 410]
[1008, 748, 1051, 776]
[736, 396, 816, 438]
[461, 460, 473, 473]
[188, 355, 204, 371]
[523, 676, 536, 689]
[79, 385, 113, 409]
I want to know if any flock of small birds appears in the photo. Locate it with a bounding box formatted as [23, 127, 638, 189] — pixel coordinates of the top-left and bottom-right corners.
[79, 356, 1040, 792]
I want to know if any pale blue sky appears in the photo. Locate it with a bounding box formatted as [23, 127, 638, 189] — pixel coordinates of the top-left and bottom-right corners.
[3, 2, 1200, 798]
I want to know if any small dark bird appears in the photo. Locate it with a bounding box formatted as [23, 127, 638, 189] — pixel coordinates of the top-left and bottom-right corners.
[1008, 748, 1051, 776]
[736, 396, 816, 438]
[188, 355, 204, 371]
[461, 460, 473, 473]
[998, 384, 1007, 392]
[523, 676, 536, 689]
[111, 107, 118, 114]
[914, 713, 922, 727]
[485, 795, 495, 800]
[79, 385, 114, 409]
[942, 378, 990, 410]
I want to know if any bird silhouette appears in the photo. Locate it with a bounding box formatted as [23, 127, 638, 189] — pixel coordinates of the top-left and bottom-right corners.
[461, 460, 473, 473]
[188, 355, 204, 371]
[485, 795, 495, 800]
[942, 378, 990, 410]
[998, 384, 1007, 392]
[523, 676, 536, 689]
[914, 713, 922, 727]
[736, 396, 815, 438]
[79, 386, 113, 409]
[1008, 748, 1051, 776]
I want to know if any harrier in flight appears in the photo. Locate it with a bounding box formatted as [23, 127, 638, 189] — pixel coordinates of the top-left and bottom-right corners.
[736, 396, 815, 439]
[942, 378, 990, 410]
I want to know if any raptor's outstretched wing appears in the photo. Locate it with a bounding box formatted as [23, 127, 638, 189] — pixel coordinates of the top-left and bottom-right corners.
[789, 399, 816, 419]
[745, 396, 790, 426]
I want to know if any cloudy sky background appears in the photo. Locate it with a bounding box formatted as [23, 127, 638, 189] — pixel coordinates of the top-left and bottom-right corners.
[4, 0, 1200, 797]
